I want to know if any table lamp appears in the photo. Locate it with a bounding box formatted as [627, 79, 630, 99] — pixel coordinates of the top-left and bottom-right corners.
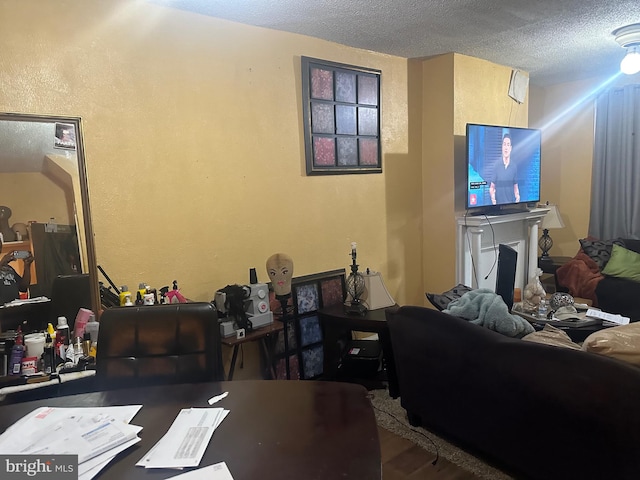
[345, 242, 367, 316]
[538, 203, 565, 260]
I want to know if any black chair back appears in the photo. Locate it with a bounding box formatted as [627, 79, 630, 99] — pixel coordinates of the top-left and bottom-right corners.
[96, 302, 223, 390]
[49, 274, 92, 332]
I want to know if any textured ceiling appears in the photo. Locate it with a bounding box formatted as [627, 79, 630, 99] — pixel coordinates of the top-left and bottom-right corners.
[151, 0, 639, 86]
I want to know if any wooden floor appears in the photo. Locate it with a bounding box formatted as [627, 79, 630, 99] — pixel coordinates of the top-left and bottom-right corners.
[379, 425, 480, 479]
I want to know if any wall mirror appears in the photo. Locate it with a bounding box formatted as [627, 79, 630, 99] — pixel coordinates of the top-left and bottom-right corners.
[0, 113, 98, 318]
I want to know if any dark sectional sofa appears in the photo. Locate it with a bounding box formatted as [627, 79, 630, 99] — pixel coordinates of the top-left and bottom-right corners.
[556, 237, 640, 321]
[386, 305, 640, 480]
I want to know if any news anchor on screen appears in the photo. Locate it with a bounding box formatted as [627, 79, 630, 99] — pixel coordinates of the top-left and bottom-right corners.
[489, 133, 520, 205]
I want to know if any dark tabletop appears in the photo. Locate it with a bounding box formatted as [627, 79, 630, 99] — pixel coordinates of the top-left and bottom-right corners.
[0, 380, 381, 480]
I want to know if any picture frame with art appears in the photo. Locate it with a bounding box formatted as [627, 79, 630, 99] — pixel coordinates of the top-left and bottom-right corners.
[269, 269, 346, 379]
[301, 56, 382, 175]
[54, 122, 77, 150]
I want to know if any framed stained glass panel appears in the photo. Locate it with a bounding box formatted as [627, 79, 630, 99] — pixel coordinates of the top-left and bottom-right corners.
[302, 56, 381, 175]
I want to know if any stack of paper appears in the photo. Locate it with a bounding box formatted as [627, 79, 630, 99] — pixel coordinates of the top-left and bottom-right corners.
[586, 308, 630, 325]
[0, 405, 143, 480]
[137, 408, 229, 469]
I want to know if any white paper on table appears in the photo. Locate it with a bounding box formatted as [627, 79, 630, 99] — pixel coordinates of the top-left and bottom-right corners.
[136, 408, 229, 469]
[586, 308, 630, 325]
[165, 462, 234, 480]
[0, 406, 143, 465]
[77, 425, 143, 480]
[1, 405, 142, 436]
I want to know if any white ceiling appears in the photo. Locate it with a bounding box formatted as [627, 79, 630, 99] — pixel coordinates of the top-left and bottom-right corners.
[151, 0, 639, 86]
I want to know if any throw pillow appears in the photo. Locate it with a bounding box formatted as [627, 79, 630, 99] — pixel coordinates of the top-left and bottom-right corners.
[522, 324, 581, 350]
[578, 237, 625, 270]
[601, 244, 640, 282]
[582, 323, 640, 367]
[426, 284, 473, 311]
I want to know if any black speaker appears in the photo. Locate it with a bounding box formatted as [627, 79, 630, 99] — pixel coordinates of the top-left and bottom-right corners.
[495, 244, 517, 311]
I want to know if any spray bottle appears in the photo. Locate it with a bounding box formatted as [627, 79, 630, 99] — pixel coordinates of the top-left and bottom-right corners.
[55, 316, 70, 362]
[9, 328, 24, 375]
[119, 285, 131, 306]
[43, 333, 55, 374]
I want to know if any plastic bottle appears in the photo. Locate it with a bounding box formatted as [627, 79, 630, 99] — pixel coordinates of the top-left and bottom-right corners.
[137, 283, 148, 305]
[9, 328, 24, 375]
[43, 333, 55, 375]
[538, 298, 548, 318]
[84, 314, 100, 344]
[55, 316, 70, 360]
[82, 332, 92, 356]
[47, 322, 56, 344]
[119, 285, 131, 306]
[72, 337, 83, 365]
[73, 308, 93, 340]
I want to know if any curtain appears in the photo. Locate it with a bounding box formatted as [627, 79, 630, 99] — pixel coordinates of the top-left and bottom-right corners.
[590, 84, 640, 239]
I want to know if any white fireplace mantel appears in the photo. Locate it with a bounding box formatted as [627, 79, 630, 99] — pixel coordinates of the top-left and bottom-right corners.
[455, 208, 549, 291]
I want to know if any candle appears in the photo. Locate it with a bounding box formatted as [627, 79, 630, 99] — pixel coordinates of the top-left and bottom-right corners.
[351, 242, 357, 254]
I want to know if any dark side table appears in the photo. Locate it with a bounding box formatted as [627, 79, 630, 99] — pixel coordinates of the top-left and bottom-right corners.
[538, 256, 572, 274]
[319, 304, 399, 398]
[539, 256, 572, 292]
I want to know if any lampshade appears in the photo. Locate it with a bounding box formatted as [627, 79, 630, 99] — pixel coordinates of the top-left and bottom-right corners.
[613, 24, 640, 75]
[541, 205, 565, 230]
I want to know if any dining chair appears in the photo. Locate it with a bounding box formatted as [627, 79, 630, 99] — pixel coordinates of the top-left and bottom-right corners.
[48, 273, 93, 332]
[96, 302, 223, 390]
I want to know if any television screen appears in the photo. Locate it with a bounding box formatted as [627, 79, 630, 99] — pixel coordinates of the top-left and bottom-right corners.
[466, 123, 541, 210]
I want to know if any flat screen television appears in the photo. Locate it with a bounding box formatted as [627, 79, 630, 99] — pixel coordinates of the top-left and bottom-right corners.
[466, 123, 541, 213]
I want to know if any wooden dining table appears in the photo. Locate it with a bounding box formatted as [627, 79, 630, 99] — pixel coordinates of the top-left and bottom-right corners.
[0, 380, 381, 479]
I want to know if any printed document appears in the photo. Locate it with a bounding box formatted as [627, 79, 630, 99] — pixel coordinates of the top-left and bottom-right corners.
[137, 408, 229, 469]
[0, 405, 142, 464]
[166, 462, 234, 480]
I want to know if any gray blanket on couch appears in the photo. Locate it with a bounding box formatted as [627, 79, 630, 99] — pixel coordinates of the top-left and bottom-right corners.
[444, 288, 534, 338]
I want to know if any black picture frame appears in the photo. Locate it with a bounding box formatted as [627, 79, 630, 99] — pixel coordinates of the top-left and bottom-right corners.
[269, 269, 346, 379]
[301, 56, 382, 175]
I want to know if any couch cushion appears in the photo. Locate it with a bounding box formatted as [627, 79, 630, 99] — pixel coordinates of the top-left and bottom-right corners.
[601, 244, 640, 282]
[522, 324, 581, 350]
[622, 239, 640, 254]
[579, 237, 625, 270]
[582, 323, 640, 367]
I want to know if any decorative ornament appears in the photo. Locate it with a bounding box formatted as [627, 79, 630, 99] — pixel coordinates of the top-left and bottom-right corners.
[523, 268, 546, 313]
[549, 292, 574, 311]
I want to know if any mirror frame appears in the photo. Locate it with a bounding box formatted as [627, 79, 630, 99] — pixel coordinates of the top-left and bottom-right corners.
[0, 112, 99, 316]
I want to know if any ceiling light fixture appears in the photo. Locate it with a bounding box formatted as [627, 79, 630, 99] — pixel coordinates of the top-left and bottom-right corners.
[613, 23, 640, 75]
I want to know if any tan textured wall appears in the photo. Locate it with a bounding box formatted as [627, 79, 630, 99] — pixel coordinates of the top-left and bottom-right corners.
[0, 0, 422, 309]
[530, 72, 640, 257]
[421, 53, 529, 296]
[454, 54, 529, 134]
[421, 54, 455, 296]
